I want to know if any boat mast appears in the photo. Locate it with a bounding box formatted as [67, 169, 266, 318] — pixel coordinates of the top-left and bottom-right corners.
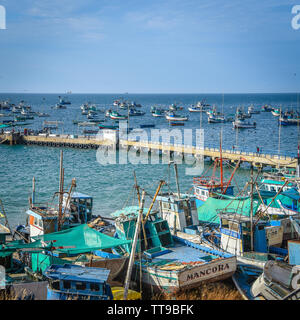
[220, 130, 224, 192]
[250, 164, 254, 252]
[32, 176, 35, 207]
[58, 150, 64, 231]
[173, 162, 181, 200]
[123, 190, 146, 300]
[133, 170, 141, 206]
[278, 106, 282, 169]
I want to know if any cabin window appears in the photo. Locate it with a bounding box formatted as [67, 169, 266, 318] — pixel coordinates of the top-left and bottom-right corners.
[201, 191, 205, 196]
[190, 200, 196, 210]
[228, 221, 239, 233]
[33, 217, 40, 226]
[90, 283, 100, 292]
[270, 186, 275, 192]
[162, 202, 170, 210]
[75, 282, 86, 290]
[38, 219, 43, 228]
[51, 280, 60, 291]
[63, 281, 71, 290]
[86, 199, 92, 210]
[221, 219, 229, 229]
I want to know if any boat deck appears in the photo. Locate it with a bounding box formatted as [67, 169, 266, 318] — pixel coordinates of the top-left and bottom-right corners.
[159, 243, 217, 262]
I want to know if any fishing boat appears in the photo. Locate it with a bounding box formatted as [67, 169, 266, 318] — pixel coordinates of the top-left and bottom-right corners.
[99, 124, 119, 130]
[44, 264, 114, 300]
[128, 108, 145, 116]
[233, 240, 300, 300]
[37, 112, 50, 118]
[248, 105, 260, 115]
[152, 108, 165, 117]
[58, 96, 71, 105]
[44, 264, 140, 300]
[208, 114, 225, 123]
[279, 115, 300, 126]
[165, 111, 188, 121]
[109, 111, 128, 120]
[188, 105, 206, 113]
[53, 103, 67, 110]
[202, 211, 288, 269]
[233, 118, 256, 129]
[169, 103, 179, 111]
[261, 105, 273, 112]
[112, 204, 236, 292]
[271, 108, 281, 117]
[77, 121, 98, 126]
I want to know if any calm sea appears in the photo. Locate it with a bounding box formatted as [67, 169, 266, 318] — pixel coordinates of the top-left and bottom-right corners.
[0, 93, 299, 227]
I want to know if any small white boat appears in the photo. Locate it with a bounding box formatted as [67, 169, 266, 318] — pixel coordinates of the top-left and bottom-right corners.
[233, 118, 256, 129]
[37, 112, 50, 117]
[188, 106, 203, 112]
[208, 114, 225, 123]
[53, 103, 67, 110]
[165, 111, 188, 121]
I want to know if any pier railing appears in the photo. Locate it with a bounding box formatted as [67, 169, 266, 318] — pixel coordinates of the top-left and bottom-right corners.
[0, 132, 297, 168]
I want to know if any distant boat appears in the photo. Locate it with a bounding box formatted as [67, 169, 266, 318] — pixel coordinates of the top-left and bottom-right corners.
[98, 124, 118, 130]
[188, 106, 204, 112]
[152, 108, 165, 117]
[53, 103, 67, 110]
[248, 105, 260, 115]
[37, 112, 50, 118]
[261, 104, 273, 112]
[233, 118, 256, 129]
[128, 108, 145, 116]
[58, 96, 71, 105]
[208, 114, 225, 123]
[165, 111, 188, 121]
[271, 108, 281, 117]
[109, 111, 127, 120]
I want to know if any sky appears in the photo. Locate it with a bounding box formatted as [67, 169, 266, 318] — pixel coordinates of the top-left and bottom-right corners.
[0, 0, 300, 93]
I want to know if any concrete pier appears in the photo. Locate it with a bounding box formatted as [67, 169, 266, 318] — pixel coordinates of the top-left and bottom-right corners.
[0, 132, 297, 169]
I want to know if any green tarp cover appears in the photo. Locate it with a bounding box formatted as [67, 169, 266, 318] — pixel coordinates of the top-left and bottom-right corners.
[198, 197, 261, 224]
[1, 224, 132, 255]
[32, 224, 132, 254]
[111, 206, 149, 217]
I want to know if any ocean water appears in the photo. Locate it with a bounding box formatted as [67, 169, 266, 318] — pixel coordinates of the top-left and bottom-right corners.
[0, 93, 299, 227]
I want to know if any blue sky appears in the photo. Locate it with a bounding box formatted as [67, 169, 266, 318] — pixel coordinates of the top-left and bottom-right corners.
[0, 0, 299, 93]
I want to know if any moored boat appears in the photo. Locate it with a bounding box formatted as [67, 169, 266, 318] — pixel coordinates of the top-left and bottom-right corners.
[165, 111, 188, 121]
[112, 205, 236, 292]
[233, 118, 256, 129]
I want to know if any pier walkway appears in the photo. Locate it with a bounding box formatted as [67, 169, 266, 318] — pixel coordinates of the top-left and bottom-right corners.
[0, 132, 297, 168]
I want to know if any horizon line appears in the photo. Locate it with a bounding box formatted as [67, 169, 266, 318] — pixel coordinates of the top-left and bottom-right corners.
[0, 91, 299, 95]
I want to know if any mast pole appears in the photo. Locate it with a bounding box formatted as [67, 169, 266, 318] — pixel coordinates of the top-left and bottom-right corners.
[32, 176, 36, 207]
[58, 150, 64, 231]
[220, 130, 224, 192]
[123, 190, 146, 300]
[173, 162, 181, 200]
[133, 170, 140, 206]
[250, 164, 254, 252]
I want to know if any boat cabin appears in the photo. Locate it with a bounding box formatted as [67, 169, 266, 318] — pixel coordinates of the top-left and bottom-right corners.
[193, 176, 234, 207]
[260, 178, 295, 193]
[156, 193, 199, 233]
[26, 192, 93, 238]
[219, 213, 284, 257]
[44, 264, 113, 300]
[113, 207, 174, 257]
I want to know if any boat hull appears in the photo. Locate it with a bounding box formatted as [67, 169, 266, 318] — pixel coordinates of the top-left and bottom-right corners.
[133, 256, 236, 292]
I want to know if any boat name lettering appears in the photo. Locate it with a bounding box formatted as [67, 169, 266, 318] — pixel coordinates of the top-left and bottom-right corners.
[186, 263, 230, 281]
